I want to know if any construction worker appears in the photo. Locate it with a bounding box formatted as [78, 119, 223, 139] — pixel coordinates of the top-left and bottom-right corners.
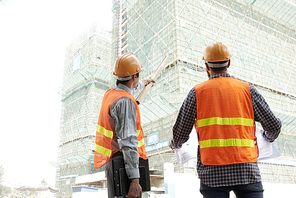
[170, 41, 282, 198]
[94, 53, 154, 198]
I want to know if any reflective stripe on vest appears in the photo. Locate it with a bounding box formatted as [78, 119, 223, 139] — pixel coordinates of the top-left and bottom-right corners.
[197, 117, 253, 128]
[97, 125, 113, 139]
[95, 144, 112, 157]
[199, 138, 255, 149]
[95, 128, 145, 156]
[95, 125, 113, 157]
[137, 129, 145, 148]
[197, 117, 255, 150]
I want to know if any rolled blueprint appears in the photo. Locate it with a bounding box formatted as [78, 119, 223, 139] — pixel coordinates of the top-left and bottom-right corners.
[136, 55, 169, 104]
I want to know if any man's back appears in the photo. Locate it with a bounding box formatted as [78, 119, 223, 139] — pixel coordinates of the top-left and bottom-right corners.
[195, 77, 257, 166]
[172, 73, 281, 187]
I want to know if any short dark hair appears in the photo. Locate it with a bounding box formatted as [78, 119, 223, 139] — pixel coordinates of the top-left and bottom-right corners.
[207, 61, 228, 72]
[210, 66, 228, 72]
[116, 79, 128, 86]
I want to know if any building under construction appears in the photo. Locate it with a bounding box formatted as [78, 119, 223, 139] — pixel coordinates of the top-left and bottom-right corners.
[111, 0, 296, 196]
[54, 0, 296, 197]
[53, 24, 111, 197]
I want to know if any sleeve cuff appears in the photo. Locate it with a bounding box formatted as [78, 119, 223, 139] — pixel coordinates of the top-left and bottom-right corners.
[125, 168, 140, 179]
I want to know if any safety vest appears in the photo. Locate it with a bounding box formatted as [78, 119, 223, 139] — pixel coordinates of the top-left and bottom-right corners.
[195, 77, 258, 165]
[94, 88, 148, 169]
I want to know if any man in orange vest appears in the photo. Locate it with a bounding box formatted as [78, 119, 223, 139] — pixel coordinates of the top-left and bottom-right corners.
[94, 53, 154, 198]
[170, 41, 281, 198]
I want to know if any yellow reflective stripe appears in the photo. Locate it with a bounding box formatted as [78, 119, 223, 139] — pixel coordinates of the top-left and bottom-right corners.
[95, 144, 112, 157]
[200, 139, 255, 149]
[136, 130, 145, 148]
[136, 129, 145, 148]
[196, 117, 253, 128]
[138, 138, 145, 148]
[97, 125, 113, 139]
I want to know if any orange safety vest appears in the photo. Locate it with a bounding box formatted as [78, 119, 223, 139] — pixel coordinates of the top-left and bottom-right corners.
[94, 88, 148, 169]
[195, 77, 258, 165]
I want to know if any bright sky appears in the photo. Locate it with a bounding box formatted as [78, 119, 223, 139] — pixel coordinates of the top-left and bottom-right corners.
[0, 0, 112, 187]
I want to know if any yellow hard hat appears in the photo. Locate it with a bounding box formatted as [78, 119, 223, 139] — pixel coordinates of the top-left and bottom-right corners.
[202, 41, 232, 62]
[113, 52, 143, 77]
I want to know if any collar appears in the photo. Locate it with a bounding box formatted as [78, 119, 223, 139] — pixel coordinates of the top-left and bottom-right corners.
[209, 73, 231, 80]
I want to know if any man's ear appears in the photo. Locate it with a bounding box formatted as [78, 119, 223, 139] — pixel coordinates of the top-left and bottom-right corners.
[205, 63, 210, 71]
[227, 60, 231, 68]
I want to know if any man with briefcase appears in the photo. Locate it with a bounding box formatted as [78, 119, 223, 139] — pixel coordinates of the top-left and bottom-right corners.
[94, 53, 152, 198]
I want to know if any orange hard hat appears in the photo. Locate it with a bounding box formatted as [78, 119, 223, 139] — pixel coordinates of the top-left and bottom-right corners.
[113, 52, 143, 77]
[202, 41, 232, 62]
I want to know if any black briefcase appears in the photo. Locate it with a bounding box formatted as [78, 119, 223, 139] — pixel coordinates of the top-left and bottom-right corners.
[112, 154, 151, 196]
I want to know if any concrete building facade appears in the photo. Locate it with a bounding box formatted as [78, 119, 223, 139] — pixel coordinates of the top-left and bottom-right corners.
[112, 0, 296, 196]
[54, 24, 111, 197]
[55, 0, 296, 197]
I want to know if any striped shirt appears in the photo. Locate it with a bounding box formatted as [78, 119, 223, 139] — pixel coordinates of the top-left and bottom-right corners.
[172, 73, 282, 187]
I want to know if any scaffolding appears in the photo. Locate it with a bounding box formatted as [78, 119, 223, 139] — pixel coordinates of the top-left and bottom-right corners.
[112, 0, 296, 191]
[54, 23, 112, 197]
[54, 0, 296, 197]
